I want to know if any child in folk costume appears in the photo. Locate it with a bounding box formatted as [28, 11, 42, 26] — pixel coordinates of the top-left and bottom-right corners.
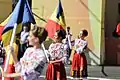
[46, 30, 67, 80]
[71, 29, 88, 79]
[1, 26, 48, 80]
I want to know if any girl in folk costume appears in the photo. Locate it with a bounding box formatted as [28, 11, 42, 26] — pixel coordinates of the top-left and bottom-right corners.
[1, 26, 48, 80]
[71, 29, 88, 79]
[46, 29, 67, 80]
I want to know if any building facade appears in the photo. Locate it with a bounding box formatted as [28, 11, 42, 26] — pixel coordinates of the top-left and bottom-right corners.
[0, 0, 12, 23]
[32, 0, 104, 65]
[1, 0, 120, 65]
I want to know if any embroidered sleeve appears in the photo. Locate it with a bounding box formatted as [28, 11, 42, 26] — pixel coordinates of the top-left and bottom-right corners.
[48, 43, 53, 57]
[33, 52, 46, 69]
[14, 62, 21, 73]
[33, 50, 46, 74]
[19, 48, 29, 68]
[48, 43, 56, 60]
[75, 39, 88, 53]
[59, 44, 67, 63]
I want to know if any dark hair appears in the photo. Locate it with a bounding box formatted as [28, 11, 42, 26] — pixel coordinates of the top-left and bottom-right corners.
[82, 29, 88, 37]
[67, 26, 70, 30]
[56, 29, 66, 39]
[22, 22, 30, 27]
[31, 26, 48, 44]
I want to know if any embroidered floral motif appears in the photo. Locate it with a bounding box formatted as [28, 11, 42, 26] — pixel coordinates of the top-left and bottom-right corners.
[15, 48, 46, 80]
[49, 43, 67, 61]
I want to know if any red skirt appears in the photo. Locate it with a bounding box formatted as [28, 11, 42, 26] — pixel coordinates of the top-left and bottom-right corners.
[71, 53, 88, 77]
[46, 61, 67, 80]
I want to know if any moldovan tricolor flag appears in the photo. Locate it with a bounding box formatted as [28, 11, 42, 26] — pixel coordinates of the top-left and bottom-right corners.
[1, 0, 35, 80]
[46, 0, 66, 39]
[2, 0, 35, 47]
[0, 14, 11, 41]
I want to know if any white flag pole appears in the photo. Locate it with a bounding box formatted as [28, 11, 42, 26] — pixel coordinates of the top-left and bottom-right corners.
[41, 43, 49, 62]
[2, 23, 17, 80]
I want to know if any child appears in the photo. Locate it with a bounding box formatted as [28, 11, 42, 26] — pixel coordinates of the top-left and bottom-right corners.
[71, 29, 88, 79]
[65, 26, 72, 65]
[1, 26, 48, 80]
[46, 29, 67, 80]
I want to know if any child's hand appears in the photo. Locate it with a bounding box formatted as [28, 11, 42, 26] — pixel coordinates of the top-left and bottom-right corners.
[9, 46, 14, 53]
[49, 61, 54, 64]
[80, 67, 83, 76]
[0, 66, 5, 77]
[75, 45, 79, 49]
[0, 67, 3, 74]
[80, 67, 83, 71]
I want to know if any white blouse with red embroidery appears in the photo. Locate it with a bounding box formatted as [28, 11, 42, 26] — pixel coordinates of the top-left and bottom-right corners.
[48, 43, 67, 63]
[14, 47, 46, 80]
[74, 39, 88, 54]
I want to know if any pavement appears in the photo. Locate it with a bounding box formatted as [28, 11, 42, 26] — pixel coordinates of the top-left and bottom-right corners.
[40, 65, 120, 80]
[1, 65, 120, 80]
[87, 66, 120, 80]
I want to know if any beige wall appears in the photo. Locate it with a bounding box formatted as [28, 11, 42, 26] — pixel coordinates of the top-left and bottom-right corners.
[32, 0, 92, 39]
[0, 0, 12, 23]
[32, 0, 103, 65]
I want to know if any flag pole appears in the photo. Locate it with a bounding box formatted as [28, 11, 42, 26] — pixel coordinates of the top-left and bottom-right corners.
[41, 43, 49, 62]
[2, 23, 17, 80]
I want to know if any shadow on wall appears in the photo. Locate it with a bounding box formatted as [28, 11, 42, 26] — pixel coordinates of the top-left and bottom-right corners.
[78, 0, 101, 24]
[86, 48, 108, 76]
[85, 48, 100, 65]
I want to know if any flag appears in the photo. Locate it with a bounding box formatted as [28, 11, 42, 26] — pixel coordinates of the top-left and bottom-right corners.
[0, 14, 12, 41]
[0, 14, 12, 80]
[1, 0, 36, 80]
[0, 26, 4, 41]
[2, 0, 36, 47]
[46, 0, 66, 39]
[4, 43, 18, 80]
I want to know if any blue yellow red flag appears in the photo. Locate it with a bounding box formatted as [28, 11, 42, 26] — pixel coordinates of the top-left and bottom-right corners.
[46, 0, 66, 39]
[2, 0, 36, 47]
[1, 1, 36, 80]
[0, 14, 12, 41]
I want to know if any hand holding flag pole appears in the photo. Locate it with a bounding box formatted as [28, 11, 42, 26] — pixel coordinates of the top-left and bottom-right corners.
[2, 0, 36, 79]
[2, 23, 18, 80]
[41, 43, 49, 62]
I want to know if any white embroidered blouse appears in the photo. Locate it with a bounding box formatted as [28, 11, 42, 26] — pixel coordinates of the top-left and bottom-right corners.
[48, 43, 67, 63]
[74, 39, 88, 54]
[14, 47, 46, 80]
